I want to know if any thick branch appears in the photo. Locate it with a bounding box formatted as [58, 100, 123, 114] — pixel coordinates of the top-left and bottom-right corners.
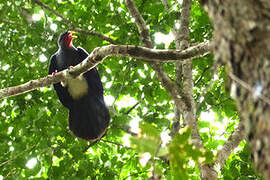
[125, 0, 195, 112]
[0, 43, 211, 100]
[161, 0, 184, 138]
[70, 43, 211, 76]
[0, 72, 65, 99]
[162, 0, 215, 179]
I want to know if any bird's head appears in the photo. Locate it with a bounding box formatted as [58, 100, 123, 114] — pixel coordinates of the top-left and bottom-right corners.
[58, 31, 77, 49]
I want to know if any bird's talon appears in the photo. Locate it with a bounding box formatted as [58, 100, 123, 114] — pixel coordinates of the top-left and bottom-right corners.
[61, 79, 68, 87]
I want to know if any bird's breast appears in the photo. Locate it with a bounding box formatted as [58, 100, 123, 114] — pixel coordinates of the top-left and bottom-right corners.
[66, 75, 89, 100]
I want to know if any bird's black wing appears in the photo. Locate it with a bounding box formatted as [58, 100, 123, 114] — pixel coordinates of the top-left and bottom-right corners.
[76, 47, 89, 63]
[49, 54, 74, 108]
[77, 47, 104, 96]
[68, 47, 110, 140]
[48, 54, 58, 75]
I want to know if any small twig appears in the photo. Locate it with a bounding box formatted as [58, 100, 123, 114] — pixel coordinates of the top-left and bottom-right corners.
[83, 140, 100, 152]
[118, 124, 138, 136]
[219, 122, 236, 137]
[125, 102, 140, 114]
[74, 27, 117, 44]
[196, 62, 220, 110]
[161, 0, 170, 9]
[0, 144, 36, 167]
[194, 66, 211, 86]
[31, 0, 116, 44]
[123, 170, 150, 180]
[112, 61, 132, 106]
[4, 168, 17, 178]
[118, 154, 139, 180]
[1, 19, 23, 26]
[160, 0, 179, 39]
[100, 139, 133, 150]
[32, 0, 70, 25]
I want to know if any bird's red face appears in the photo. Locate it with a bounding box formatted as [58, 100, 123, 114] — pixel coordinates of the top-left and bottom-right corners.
[59, 31, 77, 47]
[67, 31, 77, 46]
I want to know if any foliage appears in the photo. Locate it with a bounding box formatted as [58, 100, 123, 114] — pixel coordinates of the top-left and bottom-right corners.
[0, 0, 260, 179]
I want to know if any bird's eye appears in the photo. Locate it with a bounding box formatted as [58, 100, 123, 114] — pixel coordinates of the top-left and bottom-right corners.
[60, 34, 67, 40]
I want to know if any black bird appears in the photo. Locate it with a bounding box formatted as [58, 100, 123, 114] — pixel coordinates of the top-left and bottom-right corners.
[48, 31, 110, 140]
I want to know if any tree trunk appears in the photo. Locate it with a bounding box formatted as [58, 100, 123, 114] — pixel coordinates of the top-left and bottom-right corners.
[201, 0, 270, 178]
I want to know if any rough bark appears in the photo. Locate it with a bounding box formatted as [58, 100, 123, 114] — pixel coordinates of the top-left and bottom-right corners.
[0, 44, 210, 100]
[201, 0, 270, 178]
[161, 1, 219, 179]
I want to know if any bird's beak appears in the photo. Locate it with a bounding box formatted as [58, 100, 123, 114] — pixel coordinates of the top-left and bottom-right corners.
[69, 31, 78, 39]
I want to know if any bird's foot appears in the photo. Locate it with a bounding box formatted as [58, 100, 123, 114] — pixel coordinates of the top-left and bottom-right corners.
[68, 66, 78, 78]
[61, 78, 68, 87]
[60, 70, 68, 87]
[52, 70, 58, 75]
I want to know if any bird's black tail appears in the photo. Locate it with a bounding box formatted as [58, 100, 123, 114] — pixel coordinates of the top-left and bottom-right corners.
[68, 95, 110, 140]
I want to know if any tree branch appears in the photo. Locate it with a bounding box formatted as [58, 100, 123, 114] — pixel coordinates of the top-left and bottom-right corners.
[215, 122, 246, 169]
[31, 0, 70, 25]
[162, 0, 216, 179]
[31, 0, 117, 44]
[161, 0, 184, 138]
[125, 102, 140, 114]
[73, 27, 117, 44]
[200, 121, 246, 179]
[194, 66, 211, 87]
[100, 139, 133, 150]
[125, 0, 196, 112]
[1, 19, 23, 27]
[0, 73, 65, 99]
[125, 0, 153, 48]
[0, 43, 211, 100]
